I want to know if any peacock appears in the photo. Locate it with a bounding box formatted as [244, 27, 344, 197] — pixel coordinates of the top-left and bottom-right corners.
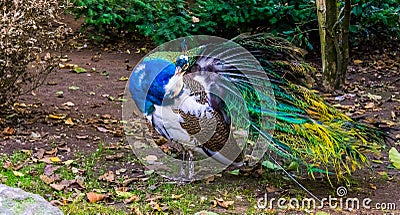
[127, 34, 385, 183]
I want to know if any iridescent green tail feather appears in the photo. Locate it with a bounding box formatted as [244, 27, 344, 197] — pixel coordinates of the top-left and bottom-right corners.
[233, 33, 385, 181]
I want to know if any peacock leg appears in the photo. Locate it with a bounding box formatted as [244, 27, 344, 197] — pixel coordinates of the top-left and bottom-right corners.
[187, 149, 194, 180]
[178, 148, 194, 182]
[179, 149, 186, 182]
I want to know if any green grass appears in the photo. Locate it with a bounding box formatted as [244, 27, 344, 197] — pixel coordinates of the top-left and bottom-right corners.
[0, 145, 307, 214]
[62, 202, 129, 215]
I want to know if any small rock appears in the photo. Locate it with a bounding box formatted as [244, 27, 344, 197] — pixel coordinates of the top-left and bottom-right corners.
[0, 184, 63, 215]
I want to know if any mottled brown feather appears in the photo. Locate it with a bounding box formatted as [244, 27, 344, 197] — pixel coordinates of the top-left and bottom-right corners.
[176, 76, 243, 162]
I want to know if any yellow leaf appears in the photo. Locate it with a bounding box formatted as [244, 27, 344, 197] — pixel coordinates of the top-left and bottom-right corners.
[119, 76, 129, 81]
[116, 190, 135, 198]
[63, 159, 75, 166]
[377, 171, 388, 176]
[353, 59, 363, 64]
[50, 157, 62, 163]
[64, 117, 74, 126]
[48, 113, 67, 120]
[13, 171, 24, 177]
[171, 194, 184, 199]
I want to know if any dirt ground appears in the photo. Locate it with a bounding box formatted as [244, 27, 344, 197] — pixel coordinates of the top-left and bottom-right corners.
[1, 15, 400, 214]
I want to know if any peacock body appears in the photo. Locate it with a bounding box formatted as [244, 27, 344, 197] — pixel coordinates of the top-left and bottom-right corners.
[128, 34, 384, 182]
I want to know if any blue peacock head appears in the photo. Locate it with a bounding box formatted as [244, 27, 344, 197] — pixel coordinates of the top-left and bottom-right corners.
[129, 55, 190, 115]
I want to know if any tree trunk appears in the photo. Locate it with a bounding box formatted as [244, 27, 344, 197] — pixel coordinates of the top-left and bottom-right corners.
[335, 0, 351, 88]
[317, 0, 339, 92]
[317, 0, 352, 91]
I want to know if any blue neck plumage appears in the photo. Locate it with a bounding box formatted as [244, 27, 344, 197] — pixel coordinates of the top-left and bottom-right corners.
[130, 57, 188, 116]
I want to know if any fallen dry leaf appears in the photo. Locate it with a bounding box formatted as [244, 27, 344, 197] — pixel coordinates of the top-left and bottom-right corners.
[40, 174, 58, 184]
[62, 101, 75, 107]
[59, 63, 78, 69]
[87, 192, 106, 203]
[213, 197, 234, 209]
[217, 200, 234, 209]
[116, 190, 136, 199]
[105, 153, 124, 161]
[101, 114, 112, 119]
[381, 119, 397, 127]
[132, 207, 143, 215]
[148, 200, 161, 211]
[76, 135, 89, 139]
[2, 161, 13, 170]
[21, 150, 32, 156]
[59, 146, 71, 153]
[75, 177, 86, 189]
[36, 148, 45, 159]
[49, 157, 62, 163]
[122, 178, 136, 187]
[51, 179, 84, 191]
[44, 165, 60, 175]
[50, 183, 66, 191]
[115, 168, 127, 175]
[2, 127, 15, 135]
[50, 200, 66, 207]
[367, 93, 382, 101]
[12, 171, 24, 177]
[171, 194, 184, 199]
[205, 175, 215, 184]
[2, 161, 25, 171]
[65, 117, 74, 126]
[377, 171, 388, 176]
[39, 157, 54, 164]
[63, 160, 75, 166]
[98, 171, 115, 182]
[48, 113, 67, 120]
[364, 102, 375, 109]
[115, 187, 129, 192]
[119, 76, 129, 81]
[96, 126, 109, 133]
[124, 195, 140, 204]
[45, 148, 58, 155]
